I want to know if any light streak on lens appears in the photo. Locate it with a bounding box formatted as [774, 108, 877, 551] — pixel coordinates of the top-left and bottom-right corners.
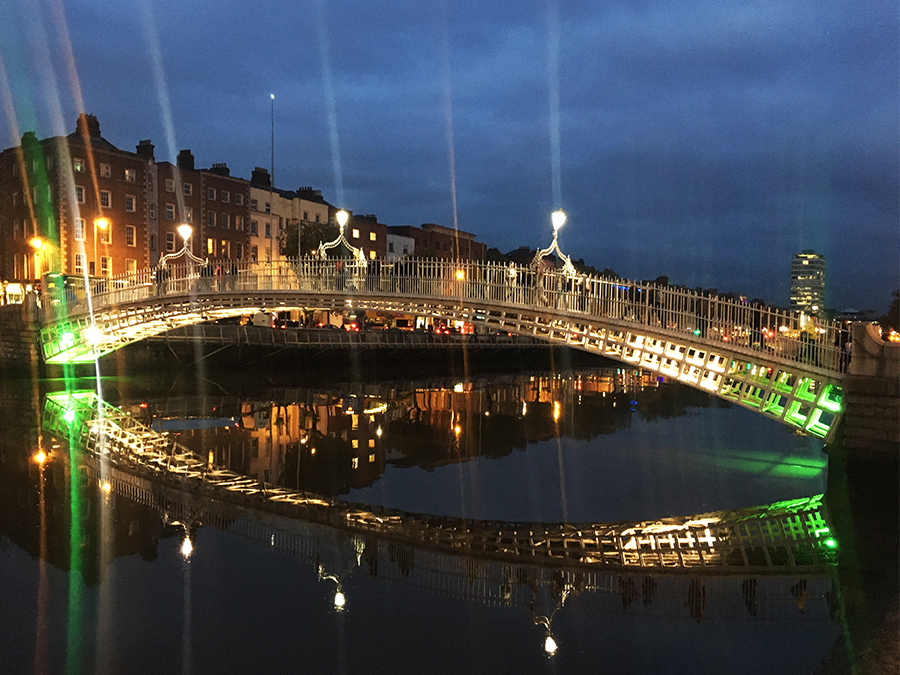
[315, 0, 344, 208]
[546, 0, 562, 210]
[439, 5, 461, 259]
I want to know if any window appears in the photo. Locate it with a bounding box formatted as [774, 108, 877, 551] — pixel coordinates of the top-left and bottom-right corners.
[13, 220, 20, 238]
[207, 211, 216, 227]
[264, 222, 271, 238]
[369, 454, 375, 463]
[207, 188, 216, 200]
[183, 182, 192, 196]
[75, 186, 85, 203]
[125, 168, 136, 182]
[250, 199, 258, 211]
[221, 213, 230, 229]
[99, 226, 111, 244]
[126, 225, 136, 247]
[125, 194, 136, 212]
[264, 202, 271, 214]
[369, 232, 376, 241]
[100, 256, 110, 277]
[235, 193, 243, 206]
[149, 204, 156, 219]
[369, 249, 376, 260]
[249, 220, 258, 235]
[126, 259, 137, 274]
[165, 178, 175, 192]
[351, 229, 359, 239]
[165, 203, 175, 220]
[221, 190, 230, 203]
[235, 215, 244, 231]
[165, 232, 175, 251]
[220, 240, 229, 258]
[351, 457, 359, 470]
[315, 214, 320, 223]
[206, 238, 214, 255]
[12, 192, 18, 206]
[74, 218, 85, 240]
[303, 211, 309, 221]
[45, 156, 53, 170]
[235, 242, 243, 259]
[73, 158, 85, 172]
[74, 253, 85, 274]
[388, 242, 394, 253]
[100, 163, 111, 177]
[402, 245, 408, 254]
[251, 245, 258, 262]
[149, 233, 156, 250]
[184, 206, 193, 223]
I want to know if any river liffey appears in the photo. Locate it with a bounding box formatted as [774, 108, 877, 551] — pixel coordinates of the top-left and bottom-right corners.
[0, 361, 841, 675]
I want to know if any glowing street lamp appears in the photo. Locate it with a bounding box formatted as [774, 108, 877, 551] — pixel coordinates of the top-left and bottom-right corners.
[551, 209, 566, 231]
[29, 237, 45, 280]
[336, 209, 349, 231]
[177, 223, 193, 250]
[94, 217, 110, 277]
[535, 209, 577, 276]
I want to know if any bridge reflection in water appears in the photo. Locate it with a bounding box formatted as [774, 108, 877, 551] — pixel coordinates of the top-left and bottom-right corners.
[42, 390, 838, 649]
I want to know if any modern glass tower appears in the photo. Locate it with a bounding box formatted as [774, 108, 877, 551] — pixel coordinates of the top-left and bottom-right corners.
[790, 250, 826, 315]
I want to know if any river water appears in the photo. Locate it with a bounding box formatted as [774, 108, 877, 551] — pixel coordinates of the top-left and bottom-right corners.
[0, 357, 840, 674]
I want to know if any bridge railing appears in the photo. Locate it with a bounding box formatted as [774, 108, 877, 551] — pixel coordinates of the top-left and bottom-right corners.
[43, 257, 850, 374]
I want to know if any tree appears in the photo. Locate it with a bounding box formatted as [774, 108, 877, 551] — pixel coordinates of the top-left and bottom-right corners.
[277, 221, 339, 258]
[880, 290, 899, 332]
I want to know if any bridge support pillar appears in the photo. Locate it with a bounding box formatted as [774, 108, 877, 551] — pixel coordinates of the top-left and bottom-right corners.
[0, 295, 43, 377]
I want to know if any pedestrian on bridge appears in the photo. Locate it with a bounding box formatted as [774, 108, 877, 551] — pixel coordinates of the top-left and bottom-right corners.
[155, 263, 169, 296]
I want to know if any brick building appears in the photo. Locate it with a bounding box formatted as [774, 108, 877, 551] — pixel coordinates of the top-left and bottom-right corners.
[0, 114, 153, 280]
[387, 223, 485, 261]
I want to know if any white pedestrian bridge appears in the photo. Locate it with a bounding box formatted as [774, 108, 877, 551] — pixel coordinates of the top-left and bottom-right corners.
[38, 257, 847, 438]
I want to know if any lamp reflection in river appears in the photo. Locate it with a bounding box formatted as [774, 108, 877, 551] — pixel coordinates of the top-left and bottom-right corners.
[317, 564, 347, 612]
[532, 585, 572, 658]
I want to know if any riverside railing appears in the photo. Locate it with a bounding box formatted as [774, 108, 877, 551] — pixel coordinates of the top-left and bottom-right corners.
[41, 257, 850, 374]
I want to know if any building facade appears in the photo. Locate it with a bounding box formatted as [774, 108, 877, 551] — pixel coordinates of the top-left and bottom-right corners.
[0, 114, 153, 281]
[388, 223, 485, 261]
[790, 249, 826, 315]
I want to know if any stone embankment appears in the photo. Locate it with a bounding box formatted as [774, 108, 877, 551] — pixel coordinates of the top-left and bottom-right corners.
[0, 296, 41, 376]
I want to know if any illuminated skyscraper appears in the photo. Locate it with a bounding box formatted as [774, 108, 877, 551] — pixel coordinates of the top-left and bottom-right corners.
[790, 249, 826, 315]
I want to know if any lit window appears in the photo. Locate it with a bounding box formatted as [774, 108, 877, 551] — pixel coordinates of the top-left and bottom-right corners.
[100, 163, 111, 177]
[100, 256, 110, 277]
[235, 215, 244, 231]
[125, 195, 136, 212]
[183, 182, 192, 196]
[165, 203, 175, 220]
[352, 439, 359, 449]
[166, 232, 175, 251]
[99, 227, 111, 244]
[185, 206, 193, 223]
[368, 439, 375, 448]
[207, 188, 216, 200]
[221, 190, 230, 203]
[369, 250, 376, 260]
[73, 158, 85, 172]
[75, 186, 85, 203]
[368, 454, 375, 463]
[125, 168, 136, 183]
[73, 253, 85, 274]
[207, 211, 216, 227]
[351, 457, 359, 469]
[219, 240, 229, 257]
[74, 218, 85, 240]
[165, 178, 175, 192]
[126, 225, 136, 247]
[207, 238, 214, 255]
[369, 232, 376, 241]
[352, 229, 359, 239]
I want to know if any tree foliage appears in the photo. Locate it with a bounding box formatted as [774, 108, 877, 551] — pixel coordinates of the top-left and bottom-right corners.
[277, 221, 340, 258]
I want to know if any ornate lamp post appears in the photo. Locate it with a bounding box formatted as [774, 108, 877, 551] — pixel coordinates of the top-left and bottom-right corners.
[93, 217, 110, 277]
[533, 209, 576, 275]
[317, 209, 365, 264]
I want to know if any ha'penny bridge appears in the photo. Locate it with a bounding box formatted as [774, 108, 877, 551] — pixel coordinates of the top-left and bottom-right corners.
[42, 391, 835, 620]
[38, 255, 847, 439]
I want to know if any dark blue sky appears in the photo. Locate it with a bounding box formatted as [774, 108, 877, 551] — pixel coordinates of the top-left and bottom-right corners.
[1, 0, 897, 310]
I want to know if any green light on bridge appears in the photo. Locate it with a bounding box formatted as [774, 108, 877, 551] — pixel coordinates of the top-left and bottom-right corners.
[62, 408, 76, 424]
[823, 538, 837, 549]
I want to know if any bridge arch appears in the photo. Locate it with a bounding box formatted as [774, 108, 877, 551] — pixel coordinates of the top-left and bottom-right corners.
[38, 258, 847, 437]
